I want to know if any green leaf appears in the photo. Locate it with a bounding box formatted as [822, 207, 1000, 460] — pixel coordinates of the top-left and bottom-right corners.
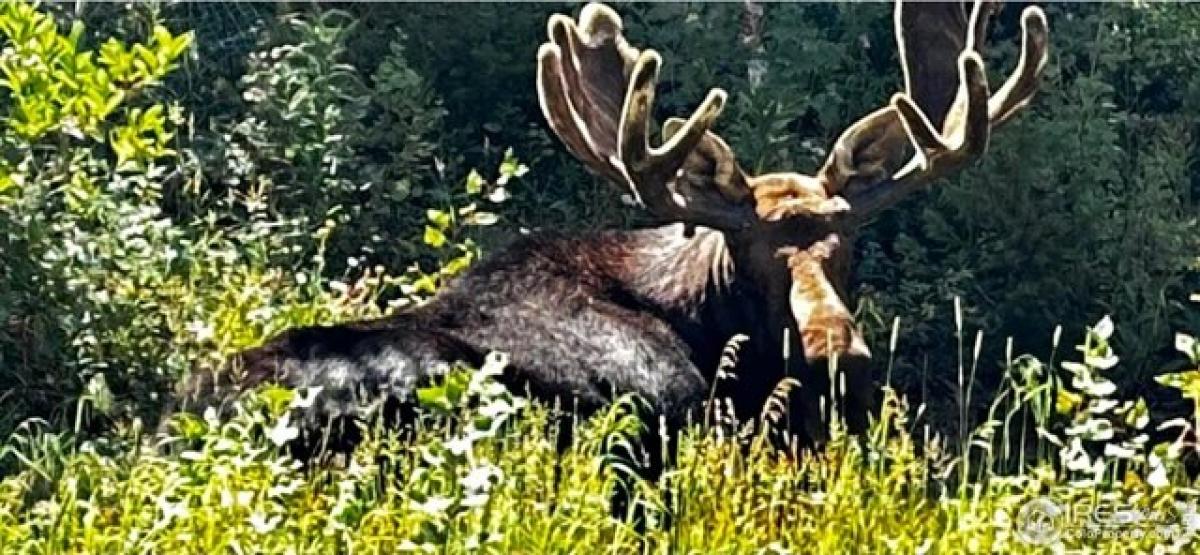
[1055, 388, 1081, 415]
[426, 208, 450, 229]
[465, 169, 484, 195]
[444, 371, 469, 406]
[411, 274, 437, 295]
[258, 385, 297, 418]
[1155, 371, 1200, 401]
[441, 254, 473, 276]
[67, 20, 84, 49]
[416, 384, 453, 412]
[423, 226, 446, 248]
[170, 412, 208, 441]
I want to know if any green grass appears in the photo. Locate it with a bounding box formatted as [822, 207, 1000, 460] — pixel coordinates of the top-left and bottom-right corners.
[2, 316, 1200, 554]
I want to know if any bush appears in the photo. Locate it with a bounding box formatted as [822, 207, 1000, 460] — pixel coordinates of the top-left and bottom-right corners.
[0, 0, 195, 431]
[0, 2, 518, 442]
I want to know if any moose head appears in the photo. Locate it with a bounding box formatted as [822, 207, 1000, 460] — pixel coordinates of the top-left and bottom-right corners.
[537, 0, 1048, 380]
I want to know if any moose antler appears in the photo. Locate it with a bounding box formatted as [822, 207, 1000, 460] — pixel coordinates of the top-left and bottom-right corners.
[536, 0, 1049, 374]
[820, 0, 1050, 225]
[537, 4, 757, 232]
[792, 0, 1048, 366]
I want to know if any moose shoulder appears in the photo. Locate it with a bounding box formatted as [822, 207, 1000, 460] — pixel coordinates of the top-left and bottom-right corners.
[177, 0, 1049, 459]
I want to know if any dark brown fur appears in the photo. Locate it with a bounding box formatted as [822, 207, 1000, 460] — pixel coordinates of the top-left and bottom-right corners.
[175, 222, 871, 462]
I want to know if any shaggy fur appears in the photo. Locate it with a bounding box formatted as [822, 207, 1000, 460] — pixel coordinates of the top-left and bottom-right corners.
[177, 223, 870, 459]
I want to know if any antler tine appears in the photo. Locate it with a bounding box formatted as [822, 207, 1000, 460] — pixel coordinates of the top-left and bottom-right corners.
[551, 6, 635, 134]
[663, 117, 747, 201]
[537, 3, 753, 232]
[891, 49, 991, 182]
[842, 1, 1049, 225]
[989, 7, 1050, 126]
[890, 0, 991, 182]
[618, 51, 729, 220]
[537, 43, 604, 171]
[537, 14, 627, 186]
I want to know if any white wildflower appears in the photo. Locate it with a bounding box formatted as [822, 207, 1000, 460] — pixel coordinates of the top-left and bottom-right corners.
[266, 413, 299, 447]
[414, 496, 453, 515]
[1094, 315, 1115, 340]
[249, 512, 281, 534]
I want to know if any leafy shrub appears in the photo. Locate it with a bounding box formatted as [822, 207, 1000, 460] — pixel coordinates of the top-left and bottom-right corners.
[0, 0, 194, 431]
[0, 2, 520, 442]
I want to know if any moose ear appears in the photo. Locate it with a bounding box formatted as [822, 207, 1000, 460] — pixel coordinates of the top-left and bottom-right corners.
[785, 235, 870, 364]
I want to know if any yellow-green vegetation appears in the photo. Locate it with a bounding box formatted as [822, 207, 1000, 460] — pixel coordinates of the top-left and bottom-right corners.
[2, 2, 1200, 553]
[1, 313, 1200, 553]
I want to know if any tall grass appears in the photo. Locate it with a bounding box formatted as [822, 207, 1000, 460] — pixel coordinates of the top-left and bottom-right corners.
[1, 311, 1199, 553]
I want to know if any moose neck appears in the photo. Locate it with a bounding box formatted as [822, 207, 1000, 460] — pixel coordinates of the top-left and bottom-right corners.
[598, 223, 850, 367]
[598, 224, 735, 313]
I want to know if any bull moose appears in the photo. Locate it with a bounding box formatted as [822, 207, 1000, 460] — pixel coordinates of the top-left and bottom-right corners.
[177, 0, 1049, 481]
